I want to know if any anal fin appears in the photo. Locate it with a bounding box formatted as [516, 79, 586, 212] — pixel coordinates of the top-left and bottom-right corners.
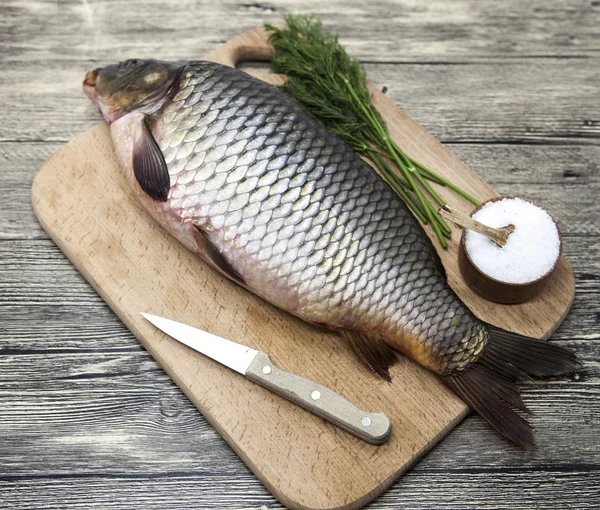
[191, 223, 245, 286]
[339, 330, 397, 382]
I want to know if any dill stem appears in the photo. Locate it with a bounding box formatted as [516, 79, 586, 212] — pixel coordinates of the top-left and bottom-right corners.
[411, 166, 446, 207]
[393, 145, 417, 173]
[416, 186, 451, 239]
[337, 71, 448, 245]
[373, 125, 448, 243]
[418, 170, 446, 186]
[410, 167, 452, 235]
[428, 209, 447, 248]
[375, 123, 451, 243]
[427, 202, 452, 237]
[389, 142, 447, 208]
[384, 138, 445, 245]
[406, 153, 481, 206]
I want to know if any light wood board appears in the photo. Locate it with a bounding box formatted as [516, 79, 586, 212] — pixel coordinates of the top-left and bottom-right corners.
[31, 27, 575, 510]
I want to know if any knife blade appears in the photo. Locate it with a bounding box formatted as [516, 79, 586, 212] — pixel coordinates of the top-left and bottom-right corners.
[141, 312, 392, 444]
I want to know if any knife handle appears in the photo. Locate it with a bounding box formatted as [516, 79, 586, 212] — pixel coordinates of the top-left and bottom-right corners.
[246, 351, 392, 444]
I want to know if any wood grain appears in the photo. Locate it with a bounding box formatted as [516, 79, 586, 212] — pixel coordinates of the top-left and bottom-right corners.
[32, 122, 469, 510]
[27, 25, 580, 509]
[3, 0, 599, 64]
[4, 59, 600, 145]
[4, 143, 600, 241]
[1, 1, 599, 509]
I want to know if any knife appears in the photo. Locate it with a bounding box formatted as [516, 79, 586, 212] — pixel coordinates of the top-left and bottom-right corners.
[141, 312, 392, 444]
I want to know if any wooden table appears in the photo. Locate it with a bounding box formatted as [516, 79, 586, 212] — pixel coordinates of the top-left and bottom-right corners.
[1, 1, 598, 508]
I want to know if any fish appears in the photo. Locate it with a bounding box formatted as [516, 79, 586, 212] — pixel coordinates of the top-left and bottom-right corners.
[83, 58, 577, 448]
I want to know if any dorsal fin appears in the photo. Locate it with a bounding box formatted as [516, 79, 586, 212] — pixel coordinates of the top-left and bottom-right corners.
[133, 116, 170, 202]
[191, 223, 245, 286]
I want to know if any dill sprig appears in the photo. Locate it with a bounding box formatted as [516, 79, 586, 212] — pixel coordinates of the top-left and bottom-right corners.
[265, 14, 480, 247]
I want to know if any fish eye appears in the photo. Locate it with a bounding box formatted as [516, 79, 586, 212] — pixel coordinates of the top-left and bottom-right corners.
[121, 59, 140, 69]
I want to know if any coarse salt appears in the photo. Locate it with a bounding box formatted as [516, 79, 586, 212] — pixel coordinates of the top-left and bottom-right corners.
[464, 197, 560, 284]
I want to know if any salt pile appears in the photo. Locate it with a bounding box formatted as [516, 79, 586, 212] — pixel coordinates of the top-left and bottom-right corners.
[464, 198, 560, 284]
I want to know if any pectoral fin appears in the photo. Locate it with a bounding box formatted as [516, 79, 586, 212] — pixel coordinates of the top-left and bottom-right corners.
[133, 117, 170, 202]
[192, 223, 245, 285]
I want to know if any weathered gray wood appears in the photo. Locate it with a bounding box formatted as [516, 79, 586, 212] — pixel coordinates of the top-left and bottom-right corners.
[3, 143, 599, 240]
[2, 60, 599, 144]
[2, 0, 598, 64]
[1, 0, 599, 508]
[0, 471, 598, 510]
[0, 234, 598, 496]
[0, 236, 595, 343]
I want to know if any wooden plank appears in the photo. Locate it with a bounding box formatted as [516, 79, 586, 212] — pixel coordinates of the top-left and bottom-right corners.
[1, 0, 599, 509]
[2, 59, 599, 145]
[1, 469, 598, 510]
[31, 122, 470, 510]
[3, 143, 599, 240]
[27, 26, 580, 509]
[1, 236, 598, 347]
[3, 0, 598, 64]
[0, 349, 596, 465]
[0, 312, 597, 504]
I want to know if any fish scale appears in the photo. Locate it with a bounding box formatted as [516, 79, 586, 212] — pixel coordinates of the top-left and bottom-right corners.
[157, 61, 483, 376]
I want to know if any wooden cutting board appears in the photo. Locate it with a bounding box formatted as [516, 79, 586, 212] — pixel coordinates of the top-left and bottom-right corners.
[31, 28, 574, 510]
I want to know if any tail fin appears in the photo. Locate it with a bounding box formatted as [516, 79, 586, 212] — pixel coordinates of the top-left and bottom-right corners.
[442, 327, 578, 449]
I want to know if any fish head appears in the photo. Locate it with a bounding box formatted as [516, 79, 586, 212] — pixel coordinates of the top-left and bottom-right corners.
[83, 59, 183, 124]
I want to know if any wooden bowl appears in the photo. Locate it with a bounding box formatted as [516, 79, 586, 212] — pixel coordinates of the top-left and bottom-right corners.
[458, 196, 562, 304]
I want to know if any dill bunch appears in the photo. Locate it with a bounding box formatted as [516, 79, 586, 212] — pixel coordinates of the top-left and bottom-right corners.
[265, 14, 480, 247]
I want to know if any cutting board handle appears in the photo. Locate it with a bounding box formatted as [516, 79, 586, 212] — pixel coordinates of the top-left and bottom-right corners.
[204, 27, 275, 68]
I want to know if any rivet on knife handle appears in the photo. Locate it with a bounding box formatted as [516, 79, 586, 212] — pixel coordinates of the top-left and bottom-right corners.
[245, 351, 392, 444]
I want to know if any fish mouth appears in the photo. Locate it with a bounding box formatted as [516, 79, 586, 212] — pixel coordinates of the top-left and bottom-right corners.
[83, 69, 99, 103]
[83, 68, 121, 124]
